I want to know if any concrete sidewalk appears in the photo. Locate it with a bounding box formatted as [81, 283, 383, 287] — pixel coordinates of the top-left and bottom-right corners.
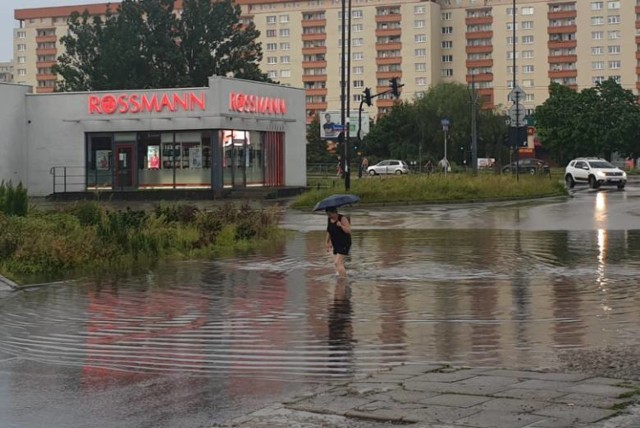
[216, 364, 640, 428]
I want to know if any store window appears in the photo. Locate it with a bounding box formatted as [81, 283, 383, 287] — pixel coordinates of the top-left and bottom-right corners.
[86, 134, 113, 189]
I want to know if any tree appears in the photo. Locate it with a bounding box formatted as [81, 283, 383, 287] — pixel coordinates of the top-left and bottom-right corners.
[535, 79, 640, 164]
[306, 116, 337, 164]
[54, 0, 269, 91]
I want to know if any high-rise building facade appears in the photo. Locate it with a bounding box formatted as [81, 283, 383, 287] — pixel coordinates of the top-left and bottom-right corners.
[13, 0, 640, 119]
[0, 62, 14, 83]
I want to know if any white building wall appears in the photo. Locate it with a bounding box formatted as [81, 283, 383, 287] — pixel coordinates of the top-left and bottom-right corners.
[0, 84, 31, 186]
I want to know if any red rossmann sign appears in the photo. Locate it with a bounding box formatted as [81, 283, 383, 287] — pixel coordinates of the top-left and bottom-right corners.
[88, 92, 206, 115]
[229, 92, 287, 115]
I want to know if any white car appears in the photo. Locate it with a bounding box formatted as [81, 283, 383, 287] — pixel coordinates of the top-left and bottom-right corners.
[564, 157, 626, 190]
[367, 160, 410, 175]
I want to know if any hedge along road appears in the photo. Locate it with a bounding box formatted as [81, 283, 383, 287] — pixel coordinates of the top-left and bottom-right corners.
[1, 186, 640, 428]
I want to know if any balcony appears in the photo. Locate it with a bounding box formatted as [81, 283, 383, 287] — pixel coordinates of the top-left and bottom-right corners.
[465, 58, 493, 69]
[375, 42, 402, 51]
[376, 56, 402, 65]
[302, 74, 327, 83]
[375, 28, 401, 38]
[302, 19, 326, 27]
[302, 46, 326, 55]
[376, 71, 402, 79]
[477, 88, 494, 108]
[305, 88, 327, 97]
[36, 87, 55, 94]
[548, 69, 577, 79]
[301, 33, 326, 42]
[547, 10, 577, 20]
[35, 48, 57, 56]
[637, 36, 640, 44]
[636, 66, 640, 75]
[547, 40, 577, 49]
[466, 31, 493, 40]
[636, 5, 640, 14]
[375, 14, 401, 24]
[468, 72, 493, 82]
[465, 45, 493, 54]
[637, 81, 640, 90]
[36, 73, 57, 81]
[636, 51, 640, 60]
[35, 35, 57, 43]
[376, 98, 397, 108]
[35, 60, 57, 68]
[302, 60, 327, 68]
[465, 15, 493, 26]
[548, 25, 577, 34]
[306, 102, 328, 110]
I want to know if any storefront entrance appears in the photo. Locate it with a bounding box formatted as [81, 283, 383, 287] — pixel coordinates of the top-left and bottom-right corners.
[114, 144, 135, 189]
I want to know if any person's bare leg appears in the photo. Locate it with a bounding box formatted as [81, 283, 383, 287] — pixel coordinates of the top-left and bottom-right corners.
[335, 254, 347, 278]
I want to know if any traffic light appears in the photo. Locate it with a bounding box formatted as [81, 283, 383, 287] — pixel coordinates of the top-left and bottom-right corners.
[389, 78, 400, 98]
[363, 88, 372, 106]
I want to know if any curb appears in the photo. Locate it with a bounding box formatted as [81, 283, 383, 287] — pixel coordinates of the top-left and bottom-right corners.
[0, 274, 19, 290]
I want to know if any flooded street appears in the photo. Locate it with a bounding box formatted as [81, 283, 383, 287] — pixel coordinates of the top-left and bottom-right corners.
[1, 187, 640, 427]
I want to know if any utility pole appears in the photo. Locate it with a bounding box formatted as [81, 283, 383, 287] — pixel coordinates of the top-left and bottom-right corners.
[340, 0, 347, 189]
[344, 0, 352, 190]
[512, 0, 519, 182]
[470, 73, 478, 174]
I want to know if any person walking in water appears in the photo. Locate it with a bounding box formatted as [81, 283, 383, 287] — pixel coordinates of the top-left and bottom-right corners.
[325, 207, 352, 277]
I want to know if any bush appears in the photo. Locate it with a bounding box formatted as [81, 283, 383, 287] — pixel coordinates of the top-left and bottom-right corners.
[0, 181, 28, 217]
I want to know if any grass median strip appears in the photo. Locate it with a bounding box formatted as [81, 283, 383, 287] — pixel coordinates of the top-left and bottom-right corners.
[293, 174, 567, 209]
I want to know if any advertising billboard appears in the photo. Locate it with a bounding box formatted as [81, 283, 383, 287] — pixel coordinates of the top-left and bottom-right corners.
[320, 111, 370, 140]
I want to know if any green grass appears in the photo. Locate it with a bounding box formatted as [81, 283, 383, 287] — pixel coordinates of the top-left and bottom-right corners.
[292, 173, 567, 209]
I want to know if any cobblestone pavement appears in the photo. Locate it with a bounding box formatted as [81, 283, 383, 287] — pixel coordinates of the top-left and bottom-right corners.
[214, 364, 640, 428]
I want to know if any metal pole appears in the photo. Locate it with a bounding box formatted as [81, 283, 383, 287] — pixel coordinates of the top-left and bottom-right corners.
[345, 0, 352, 190]
[471, 74, 478, 174]
[357, 99, 364, 178]
[513, 0, 519, 182]
[444, 129, 448, 175]
[340, 0, 346, 188]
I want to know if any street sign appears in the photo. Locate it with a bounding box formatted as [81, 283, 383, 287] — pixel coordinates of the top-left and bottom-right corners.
[508, 103, 526, 127]
[508, 85, 526, 103]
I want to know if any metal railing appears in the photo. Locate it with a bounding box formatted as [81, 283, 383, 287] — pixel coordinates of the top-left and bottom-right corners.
[49, 166, 86, 194]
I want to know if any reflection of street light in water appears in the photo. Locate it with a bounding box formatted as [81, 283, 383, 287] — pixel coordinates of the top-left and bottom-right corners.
[597, 228, 611, 313]
[594, 192, 607, 224]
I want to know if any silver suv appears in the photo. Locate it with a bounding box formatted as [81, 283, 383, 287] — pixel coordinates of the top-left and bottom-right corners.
[367, 160, 410, 175]
[565, 157, 626, 190]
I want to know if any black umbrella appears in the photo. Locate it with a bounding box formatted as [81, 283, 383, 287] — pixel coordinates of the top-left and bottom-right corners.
[313, 194, 360, 212]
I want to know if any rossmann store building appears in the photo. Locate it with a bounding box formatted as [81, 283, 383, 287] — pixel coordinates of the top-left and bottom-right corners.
[0, 76, 306, 198]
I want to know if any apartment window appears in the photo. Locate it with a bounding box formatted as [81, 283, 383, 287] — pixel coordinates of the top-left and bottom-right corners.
[266, 15, 276, 24]
[523, 65, 534, 73]
[18, 69, 26, 76]
[507, 7, 517, 16]
[279, 29, 290, 37]
[280, 42, 290, 50]
[266, 43, 277, 51]
[507, 51, 519, 60]
[267, 57, 277, 64]
[352, 38, 363, 46]
[415, 20, 425, 29]
[608, 15, 620, 24]
[441, 55, 453, 63]
[522, 21, 533, 30]
[507, 80, 514, 89]
[279, 15, 289, 23]
[591, 46, 603, 55]
[17, 44, 26, 51]
[267, 70, 277, 78]
[353, 24, 363, 32]
[353, 66, 364, 74]
[593, 75, 605, 84]
[441, 27, 453, 34]
[17, 31, 26, 39]
[415, 5, 425, 14]
[280, 56, 290, 63]
[353, 52, 363, 60]
[17, 56, 26, 64]
[415, 48, 426, 57]
[608, 30, 620, 39]
[609, 60, 621, 69]
[353, 94, 362, 102]
[507, 22, 518, 31]
[591, 2, 603, 10]
[441, 41, 453, 49]
[608, 45, 620, 54]
[592, 61, 605, 70]
[592, 31, 603, 40]
[522, 7, 534, 15]
[415, 34, 427, 43]
[523, 79, 534, 88]
[522, 50, 534, 59]
[353, 80, 364, 88]
[608, 1, 620, 9]
[281, 70, 291, 78]
[525, 94, 535, 102]
[266, 29, 276, 37]
[416, 77, 427, 86]
[522, 35, 534, 44]
[507, 36, 518, 45]
[611, 75, 621, 83]
[415, 63, 426, 72]
[591, 16, 604, 25]
[441, 68, 453, 77]
[507, 66, 518, 74]
[352, 10, 363, 18]
[441, 12, 452, 20]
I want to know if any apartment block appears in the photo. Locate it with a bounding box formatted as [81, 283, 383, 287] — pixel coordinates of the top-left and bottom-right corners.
[0, 62, 14, 83]
[12, 0, 640, 119]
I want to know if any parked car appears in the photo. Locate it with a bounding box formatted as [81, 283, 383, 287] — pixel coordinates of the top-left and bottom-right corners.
[502, 158, 549, 175]
[367, 160, 410, 175]
[565, 157, 626, 190]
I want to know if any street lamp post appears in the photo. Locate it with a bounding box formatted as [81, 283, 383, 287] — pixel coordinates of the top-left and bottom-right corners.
[469, 72, 478, 175]
[512, 0, 519, 182]
[441, 118, 450, 175]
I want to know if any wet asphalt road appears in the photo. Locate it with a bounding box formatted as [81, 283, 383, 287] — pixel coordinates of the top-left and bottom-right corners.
[1, 184, 640, 428]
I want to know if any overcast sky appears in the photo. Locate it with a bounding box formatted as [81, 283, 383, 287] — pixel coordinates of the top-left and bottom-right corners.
[1, 0, 107, 62]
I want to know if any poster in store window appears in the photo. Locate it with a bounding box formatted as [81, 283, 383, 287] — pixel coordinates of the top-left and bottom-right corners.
[189, 147, 202, 169]
[96, 150, 110, 170]
[147, 145, 160, 169]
